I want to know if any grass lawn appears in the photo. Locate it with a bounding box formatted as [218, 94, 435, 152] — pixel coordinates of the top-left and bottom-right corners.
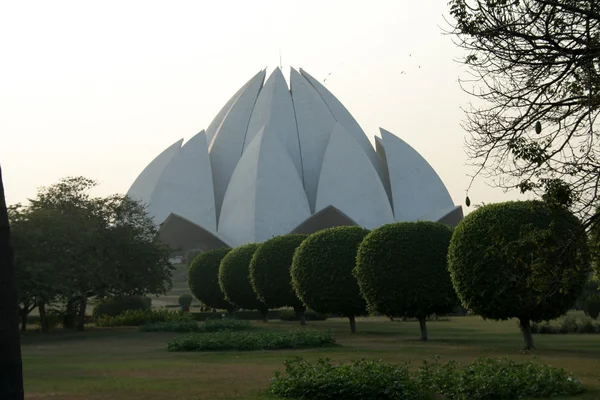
[22, 313, 600, 400]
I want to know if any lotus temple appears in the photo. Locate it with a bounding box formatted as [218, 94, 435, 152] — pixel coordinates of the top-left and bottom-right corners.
[126, 67, 463, 254]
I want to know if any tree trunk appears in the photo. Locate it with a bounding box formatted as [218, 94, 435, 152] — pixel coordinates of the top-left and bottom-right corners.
[63, 297, 78, 329]
[38, 302, 48, 333]
[519, 317, 536, 350]
[76, 297, 87, 331]
[293, 306, 306, 326]
[0, 166, 25, 399]
[19, 308, 28, 333]
[258, 307, 268, 323]
[419, 317, 428, 341]
[348, 315, 357, 334]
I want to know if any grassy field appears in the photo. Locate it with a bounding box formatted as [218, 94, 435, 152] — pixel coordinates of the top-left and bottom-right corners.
[22, 313, 600, 400]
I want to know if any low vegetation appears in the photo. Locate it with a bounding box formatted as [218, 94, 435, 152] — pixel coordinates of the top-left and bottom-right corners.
[167, 330, 335, 352]
[415, 356, 585, 399]
[204, 318, 252, 332]
[530, 316, 600, 334]
[96, 309, 193, 327]
[140, 320, 201, 332]
[270, 357, 423, 400]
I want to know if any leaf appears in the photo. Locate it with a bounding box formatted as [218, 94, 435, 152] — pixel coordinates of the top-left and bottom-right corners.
[535, 121, 542, 134]
[465, 196, 471, 207]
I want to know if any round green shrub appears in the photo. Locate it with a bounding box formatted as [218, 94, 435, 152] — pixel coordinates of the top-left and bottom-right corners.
[188, 248, 234, 311]
[448, 201, 590, 349]
[585, 296, 600, 319]
[219, 243, 269, 318]
[249, 234, 307, 313]
[178, 293, 193, 308]
[355, 221, 457, 340]
[92, 296, 151, 320]
[291, 226, 368, 333]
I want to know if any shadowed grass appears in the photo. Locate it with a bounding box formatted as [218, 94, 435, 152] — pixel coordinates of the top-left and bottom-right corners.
[22, 312, 600, 399]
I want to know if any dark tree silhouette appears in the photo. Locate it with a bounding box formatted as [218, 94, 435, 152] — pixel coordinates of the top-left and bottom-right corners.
[448, 0, 600, 221]
[0, 166, 24, 399]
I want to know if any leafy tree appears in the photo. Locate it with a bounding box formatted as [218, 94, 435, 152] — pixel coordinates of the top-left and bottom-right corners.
[92, 296, 151, 319]
[354, 222, 457, 341]
[291, 226, 368, 333]
[585, 296, 600, 319]
[0, 166, 24, 399]
[219, 243, 270, 322]
[249, 234, 308, 325]
[448, 201, 590, 349]
[188, 248, 234, 312]
[448, 0, 600, 218]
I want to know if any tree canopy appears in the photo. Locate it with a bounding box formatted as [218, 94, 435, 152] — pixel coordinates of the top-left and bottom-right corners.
[291, 226, 369, 333]
[355, 222, 457, 341]
[447, 200, 590, 349]
[249, 234, 307, 324]
[188, 248, 234, 312]
[448, 0, 600, 219]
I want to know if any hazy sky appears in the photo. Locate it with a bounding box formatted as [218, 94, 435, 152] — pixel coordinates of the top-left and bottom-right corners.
[0, 0, 527, 209]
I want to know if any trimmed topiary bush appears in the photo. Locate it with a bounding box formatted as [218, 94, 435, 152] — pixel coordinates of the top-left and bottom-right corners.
[586, 296, 600, 319]
[92, 296, 151, 320]
[250, 234, 308, 325]
[448, 201, 590, 349]
[219, 243, 270, 321]
[291, 226, 369, 333]
[188, 248, 235, 312]
[178, 293, 193, 309]
[355, 221, 457, 341]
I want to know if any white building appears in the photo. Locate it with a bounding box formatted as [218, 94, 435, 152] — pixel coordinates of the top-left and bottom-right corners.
[126, 68, 462, 253]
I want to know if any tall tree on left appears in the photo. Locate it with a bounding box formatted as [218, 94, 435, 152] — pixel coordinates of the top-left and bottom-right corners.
[0, 166, 25, 399]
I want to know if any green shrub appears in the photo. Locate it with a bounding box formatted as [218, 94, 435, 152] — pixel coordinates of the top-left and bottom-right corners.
[204, 318, 252, 332]
[415, 356, 585, 399]
[185, 249, 203, 267]
[585, 296, 600, 319]
[167, 330, 335, 352]
[279, 309, 328, 321]
[140, 321, 201, 332]
[92, 296, 151, 320]
[291, 226, 369, 333]
[96, 309, 193, 327]
[219, 243, 269, 320]
[188, 248, 234, 312]
[188, 310, 281, 321]
[270, 358, 425, 400]
[355, 221, 457, 341]
[178, 293, 193, 308]
[448, 201, 590, 349]
[250, 234, 308, 323]
[530, 317, 600, 334]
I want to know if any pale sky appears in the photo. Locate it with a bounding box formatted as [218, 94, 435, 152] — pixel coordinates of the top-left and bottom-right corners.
[0, 0, 526, 210]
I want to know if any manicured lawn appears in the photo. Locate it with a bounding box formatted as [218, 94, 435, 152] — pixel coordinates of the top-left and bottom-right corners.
[22, 313, 600, 399]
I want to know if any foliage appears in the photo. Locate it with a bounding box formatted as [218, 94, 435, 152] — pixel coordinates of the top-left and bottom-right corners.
[187, 248, 233, 311]
[178, 294, 193, 308]
[188, 310, 281, 321]
[219, 243, 268, 314]
[9, 177, 174, 331]
[279, 309, 328, 321]
[530, 316, 600, 334]
[574, 274, 600, 310]
[415, 356, 585, 400]
[290, 226, 368, 331]
[92, 296, 151, 320]
[204, 318, 252, 332]
[167, 330, 335, 352]
[270, 357, 425, 400]
[140, 321, 201, 332]
[448, 0, 600, 217]
[249, 234, 307, 312]
[447, 201, 590, 348]
[586, 296, 600, 319]
[95, 309, 193, 327]
[355, 221, 457, 340]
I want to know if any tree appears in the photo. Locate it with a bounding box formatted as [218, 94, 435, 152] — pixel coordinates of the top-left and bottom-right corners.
[249, 234, 308, 325]
[291, 226, 368, 333]
[0, 166, 24, 400]
[188, 248, 234, 312]
[447, 201, 590, 349]
[354, 222, 457, 341]
[219, 243, 270, 322]
[448, 0, 600, 219]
